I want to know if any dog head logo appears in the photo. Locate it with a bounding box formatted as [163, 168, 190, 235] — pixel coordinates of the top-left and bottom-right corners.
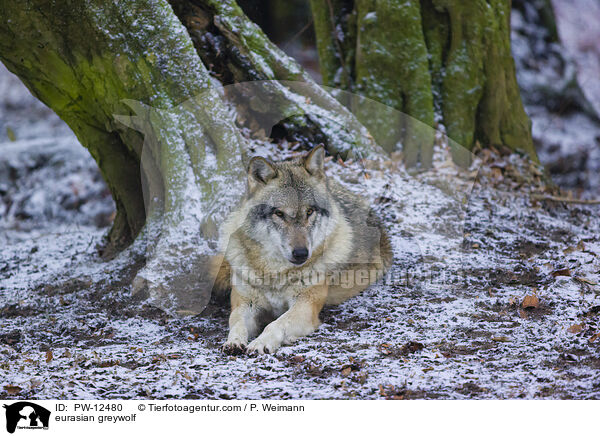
[3, 402, 50, 434]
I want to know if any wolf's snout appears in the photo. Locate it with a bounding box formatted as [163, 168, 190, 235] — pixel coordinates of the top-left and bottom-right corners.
[291, 247, 309, 265]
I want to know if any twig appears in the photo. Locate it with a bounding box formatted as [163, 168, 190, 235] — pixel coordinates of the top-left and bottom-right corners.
[282, 18, 314, 47]
[532, 194, 600, 205]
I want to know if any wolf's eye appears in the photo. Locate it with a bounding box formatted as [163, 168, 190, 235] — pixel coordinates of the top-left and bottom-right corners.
[274, 209, 285, 218]
[306, 208, 314, 217]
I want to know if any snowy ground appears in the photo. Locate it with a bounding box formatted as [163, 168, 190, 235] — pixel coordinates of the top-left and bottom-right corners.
[1, 133, 599, 399]
[2, 2, 600, 399]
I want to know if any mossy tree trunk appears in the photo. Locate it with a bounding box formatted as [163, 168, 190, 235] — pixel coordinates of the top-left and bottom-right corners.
[310, 0, 536, 167]
[0, 0, 253, 313]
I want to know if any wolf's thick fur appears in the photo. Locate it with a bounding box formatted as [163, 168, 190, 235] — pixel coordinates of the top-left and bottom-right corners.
[215, 146, 393, 354]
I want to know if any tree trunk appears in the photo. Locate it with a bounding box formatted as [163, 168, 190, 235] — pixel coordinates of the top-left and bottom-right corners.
[310, 0, 537, 167]
[0, 0, 250, 314]
[168, 0, 379, 158]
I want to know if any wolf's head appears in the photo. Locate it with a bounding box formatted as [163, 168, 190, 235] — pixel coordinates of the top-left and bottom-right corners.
[242, 145, 335, 266]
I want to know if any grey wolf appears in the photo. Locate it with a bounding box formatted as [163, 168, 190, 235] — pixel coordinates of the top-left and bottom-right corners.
[213, 145, 393, 355]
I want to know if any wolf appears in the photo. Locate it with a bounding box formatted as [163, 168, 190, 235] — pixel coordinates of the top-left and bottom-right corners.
[213, 145, 393, 355]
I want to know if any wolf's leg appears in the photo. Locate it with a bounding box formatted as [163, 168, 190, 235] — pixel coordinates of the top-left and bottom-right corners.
[222, 287, 260, 355]
[247, 284, 327, 355]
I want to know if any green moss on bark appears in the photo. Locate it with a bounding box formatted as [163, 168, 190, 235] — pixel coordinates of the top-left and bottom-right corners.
[354, 0, 434, 166]
[0, 0, 219, 249]
[310, 0, 537, 167]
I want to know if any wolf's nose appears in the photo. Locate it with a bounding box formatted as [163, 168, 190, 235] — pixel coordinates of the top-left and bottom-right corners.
[291, 247, 309, 264]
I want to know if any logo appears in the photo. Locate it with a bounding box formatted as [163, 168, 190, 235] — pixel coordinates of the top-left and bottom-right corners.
[3, 402, 50, 434]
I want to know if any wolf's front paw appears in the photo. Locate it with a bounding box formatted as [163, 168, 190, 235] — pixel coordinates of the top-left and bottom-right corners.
[246, 329, 283, 355]
[222, 339, 247, 355]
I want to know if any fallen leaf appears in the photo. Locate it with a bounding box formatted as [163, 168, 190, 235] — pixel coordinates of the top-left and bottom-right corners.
[563, 241, 586, 254]
[491, 167, 504, 182]
[492, 336, 511, 342]
[567, 324, 583, 334]
[379, 343, 391, 355]
[6, 126, 16, 141]
[399, 341, 424, 355]
[4, 385, 22, 395]
[574, 277, 598, 286]
[166, 353, 181, 359]
[589, 332, 600, 343]
[341, 367, 352, 377]
[552, 268, 571, 277]
[522, 295, 539, 309]
[46, 350, 53, 363]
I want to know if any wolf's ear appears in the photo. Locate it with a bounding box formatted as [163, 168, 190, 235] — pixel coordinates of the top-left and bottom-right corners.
[304, 144, 325, 177]
[248, 156, 277, 191]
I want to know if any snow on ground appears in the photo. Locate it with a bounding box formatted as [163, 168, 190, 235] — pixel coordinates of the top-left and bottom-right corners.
[1, 130, 599, 399]
[2, 2, 600, 399]
[512, 0, 600, 198]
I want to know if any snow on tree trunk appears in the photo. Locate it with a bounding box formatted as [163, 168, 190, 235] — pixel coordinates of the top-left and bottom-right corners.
[169, 0, 380, 159]
[0, 0, 248, 314]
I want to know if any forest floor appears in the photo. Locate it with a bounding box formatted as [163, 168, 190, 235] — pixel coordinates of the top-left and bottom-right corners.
[1, 3, 600, 399]
[1, 125, 599, 399]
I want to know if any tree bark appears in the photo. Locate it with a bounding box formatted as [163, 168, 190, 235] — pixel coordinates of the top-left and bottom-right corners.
[310, 0, 537, 167]
[169, 0, 379, 159]
[0, 0, 249, 314]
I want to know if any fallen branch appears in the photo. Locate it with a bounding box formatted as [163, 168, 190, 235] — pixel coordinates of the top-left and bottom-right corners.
[532, 194, 600, 205]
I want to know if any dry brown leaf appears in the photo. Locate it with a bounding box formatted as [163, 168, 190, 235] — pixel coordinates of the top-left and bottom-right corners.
[567, 324, 583, 334]
[4, 385, 22, 395]
[552, 268, 572, 277]
[45, 350, 53, 363]
[491, 167, 504, 182]
[589, 332, 600, 343]
[340, 367, 352, 377]
[563, 241, 586, 254]
[379, 343, 391, 355]
[492, 336, 510, 342]
[522, 295, 540, 309]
